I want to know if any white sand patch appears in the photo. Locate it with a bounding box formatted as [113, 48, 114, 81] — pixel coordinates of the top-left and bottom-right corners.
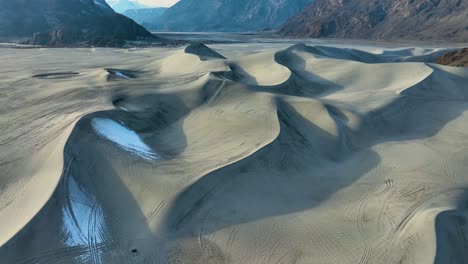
[62, 177, 105, 247]
[113, 71, 131, 79]
[91, 118, 158, 160]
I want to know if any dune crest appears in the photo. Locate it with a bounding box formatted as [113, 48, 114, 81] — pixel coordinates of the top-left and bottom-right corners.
[185, 43, 227, 60]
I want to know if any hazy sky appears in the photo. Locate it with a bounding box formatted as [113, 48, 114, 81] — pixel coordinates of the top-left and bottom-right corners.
[138, 0, 179, 7]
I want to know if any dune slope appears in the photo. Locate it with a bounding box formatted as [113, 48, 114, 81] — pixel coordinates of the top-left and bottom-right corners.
[1, 43, 468, 263]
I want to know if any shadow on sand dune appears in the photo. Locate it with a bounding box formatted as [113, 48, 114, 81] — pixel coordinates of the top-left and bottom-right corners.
[161, 58, 468, 264]
[2, 44, 468, 263]
[214, 45, 342, 98]
[0, 130, 161, 263]
[0, 91, 193, 263]
[434, 194, 468, 264]
[161, 97, 379, 235]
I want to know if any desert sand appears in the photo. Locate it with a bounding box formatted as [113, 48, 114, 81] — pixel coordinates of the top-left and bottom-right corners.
[1, 40, 468, 263]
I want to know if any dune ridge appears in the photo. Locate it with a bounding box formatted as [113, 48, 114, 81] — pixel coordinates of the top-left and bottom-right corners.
[1, 43, 468, 263]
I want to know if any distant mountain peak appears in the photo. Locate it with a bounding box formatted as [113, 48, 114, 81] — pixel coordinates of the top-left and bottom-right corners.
[106, 0, 147, 13]
[123, 7, 168, 25]
[147, 0, 314, 32]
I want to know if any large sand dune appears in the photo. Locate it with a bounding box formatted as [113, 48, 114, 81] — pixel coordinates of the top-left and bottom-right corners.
[1, 42, 468, 263]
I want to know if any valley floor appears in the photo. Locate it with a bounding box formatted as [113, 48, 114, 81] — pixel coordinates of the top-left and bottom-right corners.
[1, 37, 468, 263]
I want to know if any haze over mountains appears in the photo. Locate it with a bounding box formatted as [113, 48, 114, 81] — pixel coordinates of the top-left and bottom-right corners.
[106, 0, 147, 13]
[123, 7, 167, 25]
[0, 0, 153, 46]
[105, 0, 169, 31]
[147, 0, 314, 32]
[0, 0, 466, 46]
[118, 0, 467, 43]
[280, 0, 468, 42]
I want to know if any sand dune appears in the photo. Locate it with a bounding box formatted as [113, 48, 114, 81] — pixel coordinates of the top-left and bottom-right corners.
[1, 42, 468, 263]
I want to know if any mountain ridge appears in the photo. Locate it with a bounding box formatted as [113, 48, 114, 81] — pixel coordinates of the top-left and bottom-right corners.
[123, 7, 167, 25]
[0, 0, 154, 46]
[279, 0, 468, 42]
[106, 0, 147, 13]
[147, 0, 314, 32]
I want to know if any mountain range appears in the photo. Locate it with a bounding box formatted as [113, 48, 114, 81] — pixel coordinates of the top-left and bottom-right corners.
[0, 0, 153, 46]
[123, 7, 167, 25]
[106, 0, 147, 13]
[279, 0, 468, 42]
[1, 0, 467, 46]
[147, 0, 314, 32]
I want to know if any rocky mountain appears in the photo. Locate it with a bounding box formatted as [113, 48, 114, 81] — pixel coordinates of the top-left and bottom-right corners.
[279, 0, 468, 42]
[106, 0, 147, 13]
[437, 48, 468, 67]
[148, 0, 314, 32]
[0, 0, 154, 46]
[123, 7, 167, 25]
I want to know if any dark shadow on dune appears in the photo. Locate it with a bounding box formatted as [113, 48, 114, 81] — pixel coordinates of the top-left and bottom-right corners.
[273, 45, 343, 97]
[0, 118, 162, 263]
[300, 45, 450, 64]
[60, 120, 163, 263]
[221, 63, 260, 85]
[2, 45, 467, 263]
[357, 65, 468, 148]
[212, 45, 343, 98]
[311, 45, 384, 63]
[162, 63, 468, 245]
[162, 97, 380, 237]
[32, 71, 80, 79]
[107, 92, 194, 158]
[185, 43, 226, 61]
[0, 89, 195, 263]
[111, 92, 189, 125]
[434, 192, 468, 264]
[106, 68, 140, 81]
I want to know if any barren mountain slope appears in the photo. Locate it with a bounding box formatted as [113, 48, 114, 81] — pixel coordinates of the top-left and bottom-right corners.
[148, 0, 313, 32]
[0, 0, 153, 46]
[280, 0, 468, 42]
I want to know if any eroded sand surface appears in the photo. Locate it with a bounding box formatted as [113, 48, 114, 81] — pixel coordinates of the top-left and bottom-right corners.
[1, 42, 468, 263]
